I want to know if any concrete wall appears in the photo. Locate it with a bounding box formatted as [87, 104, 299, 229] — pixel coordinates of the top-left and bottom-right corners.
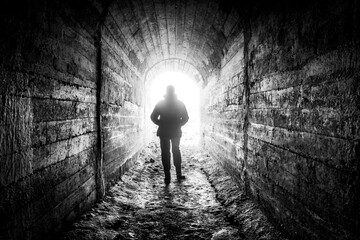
[202, 21, 246, 182]
[0, 0, 146, 239]
[1, 0, 359, 239]
[0, 1, 101, 238]
[203, 0, 360, 239]
[101, 1, 146, 188]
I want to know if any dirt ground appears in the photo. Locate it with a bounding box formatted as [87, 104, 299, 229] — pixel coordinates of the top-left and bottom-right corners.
[60, 139, 286, 240]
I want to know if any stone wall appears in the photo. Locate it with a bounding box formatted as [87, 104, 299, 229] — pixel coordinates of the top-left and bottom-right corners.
[202, 20, 246, 183]
[0, 0, 147, 239]
[203, 0, 360, 239]
[101, 1, 145, 188]
[0, 0, 102, 239]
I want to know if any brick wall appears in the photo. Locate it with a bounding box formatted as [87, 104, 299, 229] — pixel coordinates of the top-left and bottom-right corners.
[203, 0, 360, 239]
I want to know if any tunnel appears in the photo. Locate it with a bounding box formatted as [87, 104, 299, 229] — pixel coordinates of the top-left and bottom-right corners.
[0, 0, 359, 239]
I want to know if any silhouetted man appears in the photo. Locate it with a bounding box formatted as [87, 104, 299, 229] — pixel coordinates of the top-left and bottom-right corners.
[150, 85, 189, 184]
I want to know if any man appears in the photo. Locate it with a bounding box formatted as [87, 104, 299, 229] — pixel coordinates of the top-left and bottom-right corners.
[150, 85, 189, 184]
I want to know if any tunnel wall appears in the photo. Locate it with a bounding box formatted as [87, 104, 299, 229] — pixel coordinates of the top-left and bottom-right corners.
[203, 0, 360, 239]
[0, 1, 103, 239]
[101, 4, 145, 188]
[202, 22, 246, 182]
[0, 0, 147, 238]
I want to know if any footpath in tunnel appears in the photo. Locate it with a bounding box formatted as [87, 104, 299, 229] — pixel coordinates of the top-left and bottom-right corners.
[60, 140, 287, 240]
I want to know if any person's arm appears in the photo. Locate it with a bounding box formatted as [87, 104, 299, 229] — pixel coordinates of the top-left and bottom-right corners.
[150, 104, 161, 125]
[180, 103, 189, 126]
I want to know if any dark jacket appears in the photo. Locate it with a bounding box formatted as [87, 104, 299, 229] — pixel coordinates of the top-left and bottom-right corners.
[150, 95, 189, 138]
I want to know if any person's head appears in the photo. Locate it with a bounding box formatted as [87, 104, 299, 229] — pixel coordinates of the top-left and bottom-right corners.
[166, 85, 175, 96]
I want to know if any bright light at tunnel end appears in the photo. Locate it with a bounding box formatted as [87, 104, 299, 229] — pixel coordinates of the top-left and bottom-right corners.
[150, 71, 201, 145]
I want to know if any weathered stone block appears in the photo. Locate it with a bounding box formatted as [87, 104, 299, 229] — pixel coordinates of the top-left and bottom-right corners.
[0, 149, 33, 186]
[32, 133, 96, 171]
[204, 1, 360, 239]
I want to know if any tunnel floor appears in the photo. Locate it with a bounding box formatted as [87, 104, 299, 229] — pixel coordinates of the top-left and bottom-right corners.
[61, 140, 286, 240]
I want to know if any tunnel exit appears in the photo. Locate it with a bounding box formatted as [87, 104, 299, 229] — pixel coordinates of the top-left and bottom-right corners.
[149, 71, 201, 145]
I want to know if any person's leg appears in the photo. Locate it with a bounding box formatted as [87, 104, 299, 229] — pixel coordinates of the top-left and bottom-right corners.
[160, 137, 171, 182]
[171, 138, 183, 179]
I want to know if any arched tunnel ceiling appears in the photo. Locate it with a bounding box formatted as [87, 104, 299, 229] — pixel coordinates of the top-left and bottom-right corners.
[105, 0, 242, 82]
[146, 59, 204, 85]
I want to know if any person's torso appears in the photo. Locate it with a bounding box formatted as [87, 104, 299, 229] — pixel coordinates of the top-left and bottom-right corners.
[159, 100, 182, 122]
[156, 99, 184, 137]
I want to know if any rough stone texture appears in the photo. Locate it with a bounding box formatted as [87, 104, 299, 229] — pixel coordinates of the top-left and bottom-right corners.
[104, 0, 240, 81]
[0, 0, 102, 239]
[101, 6, 146, 189]
[201, 19, 247, 190]
[1, 0, 156, 237]
[203, 1, 360, 239]
[201, 152, 287, 240]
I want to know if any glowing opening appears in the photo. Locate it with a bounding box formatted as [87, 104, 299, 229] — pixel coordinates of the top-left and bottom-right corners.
[149, 71, 200, 145]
